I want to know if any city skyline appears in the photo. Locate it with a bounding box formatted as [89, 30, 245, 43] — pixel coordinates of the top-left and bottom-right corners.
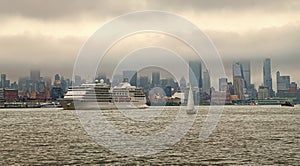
[0, 1, 300, 87]
[1, 57, 298, 93]
[1, 59, 299, 104]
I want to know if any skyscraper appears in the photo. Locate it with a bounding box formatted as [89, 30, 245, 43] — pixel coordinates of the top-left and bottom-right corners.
[30, 69, 40, 82]
[152, 72, 160, 87]
[233, 77, 245, 100]
[189, 61, 202, 88]
[37, 81, 46, 93]
[276, 71, 290, 92]
[53, 74, 61, 87]
[240, 61, 251, 88]
[233, 62, 243, 78]
[179, 77, 186, 90]
[203, 70, 211, 94]
[139, 76, 149, 88]
[123, 70, 137, 86]
[1, 74, 6, 88]
[232, 62, 245, 100]
[263, 58, 273, 97]
[54, 74, 60, 81]
[258, 86, 269, 100]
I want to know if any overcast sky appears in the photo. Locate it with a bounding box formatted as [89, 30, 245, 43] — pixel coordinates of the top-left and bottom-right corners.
[0, 0, 300, 89]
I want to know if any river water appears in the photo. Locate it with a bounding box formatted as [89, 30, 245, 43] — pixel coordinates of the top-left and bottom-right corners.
[0, 105, 299, 165]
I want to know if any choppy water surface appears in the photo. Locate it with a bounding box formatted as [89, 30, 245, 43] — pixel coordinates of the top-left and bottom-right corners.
[0, 106, 299, 165]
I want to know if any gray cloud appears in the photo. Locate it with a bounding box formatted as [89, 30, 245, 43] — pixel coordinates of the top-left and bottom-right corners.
[1, 0, 299, 20]
[209, 24, 300, 59]
[159, 0, 300, 12]
[0, 34, 84, 81]
[0, 0, 142, 20]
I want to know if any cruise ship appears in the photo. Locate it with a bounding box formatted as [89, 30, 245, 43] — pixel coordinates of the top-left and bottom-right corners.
[59, 79, 148, 110]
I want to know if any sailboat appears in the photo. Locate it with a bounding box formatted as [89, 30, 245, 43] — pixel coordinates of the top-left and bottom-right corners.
[186, 86, 197, 114]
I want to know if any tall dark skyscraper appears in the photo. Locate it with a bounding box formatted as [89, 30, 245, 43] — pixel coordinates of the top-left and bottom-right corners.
[139, 76, 149, 88]
[263, 58, 273, 97]
[189, 61, 202, 88]
[240, 61, 251, 88]
[203, 70, 211, 94]
[1, 74, 7, 88]
[30, 69, 40, 82]
[152, 72, 160, 87]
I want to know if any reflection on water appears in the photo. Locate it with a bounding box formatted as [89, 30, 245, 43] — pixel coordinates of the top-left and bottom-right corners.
[0, 106, 299, 165]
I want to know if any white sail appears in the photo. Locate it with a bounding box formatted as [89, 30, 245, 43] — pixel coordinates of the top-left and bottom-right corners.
[186, 86, 197, 114]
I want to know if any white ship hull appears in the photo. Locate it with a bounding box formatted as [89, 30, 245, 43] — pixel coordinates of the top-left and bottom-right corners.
[59, 99, 148, 110]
